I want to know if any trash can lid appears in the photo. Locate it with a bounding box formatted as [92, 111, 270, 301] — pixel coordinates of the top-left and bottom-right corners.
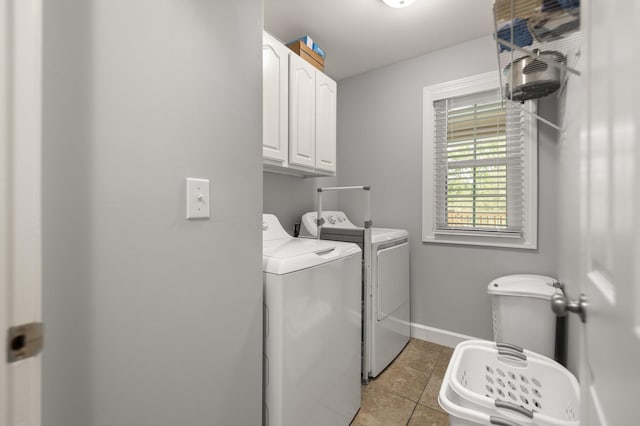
[487, 274, 558, 299]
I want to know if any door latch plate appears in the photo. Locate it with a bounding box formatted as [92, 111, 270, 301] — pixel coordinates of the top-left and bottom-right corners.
[7, 322, 43, 363]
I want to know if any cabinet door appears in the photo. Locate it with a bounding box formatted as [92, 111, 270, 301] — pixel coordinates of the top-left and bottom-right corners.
[288, 54, 316, 169]
[262, 32, 288, 162]
[315, 72, 337, 173]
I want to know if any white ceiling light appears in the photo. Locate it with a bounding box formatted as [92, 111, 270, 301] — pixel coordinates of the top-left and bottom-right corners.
[381, 0, 416, 8]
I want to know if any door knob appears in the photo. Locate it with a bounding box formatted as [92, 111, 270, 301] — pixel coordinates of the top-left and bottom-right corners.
[550, 293, 587, 323]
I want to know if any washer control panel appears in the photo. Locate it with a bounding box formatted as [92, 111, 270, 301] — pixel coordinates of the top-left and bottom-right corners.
[301, 211, 357, 237]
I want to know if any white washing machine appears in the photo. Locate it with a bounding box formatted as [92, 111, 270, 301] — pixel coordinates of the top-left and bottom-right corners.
[262, 214, 362, 426]
[300, 211, 410, 378]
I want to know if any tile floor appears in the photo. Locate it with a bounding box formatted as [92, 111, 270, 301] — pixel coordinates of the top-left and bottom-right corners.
[351, 338, 453, 426]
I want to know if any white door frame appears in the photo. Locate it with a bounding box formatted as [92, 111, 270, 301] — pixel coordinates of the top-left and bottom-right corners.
[0, 0, 43, 425]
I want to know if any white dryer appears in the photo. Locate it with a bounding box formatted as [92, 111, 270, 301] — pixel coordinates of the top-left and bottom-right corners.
[300, 211, 410, 378]
[262, 214, 362, 426]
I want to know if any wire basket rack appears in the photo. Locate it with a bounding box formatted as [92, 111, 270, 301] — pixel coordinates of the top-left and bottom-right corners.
[493, 0, 582, 132]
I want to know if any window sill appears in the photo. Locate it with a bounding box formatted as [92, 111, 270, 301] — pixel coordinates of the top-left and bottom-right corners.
[434, 230, 521, 238]
[422, 233, 537, 250]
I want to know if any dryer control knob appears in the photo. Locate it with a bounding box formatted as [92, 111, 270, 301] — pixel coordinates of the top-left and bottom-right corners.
[328, 215, 336, 224]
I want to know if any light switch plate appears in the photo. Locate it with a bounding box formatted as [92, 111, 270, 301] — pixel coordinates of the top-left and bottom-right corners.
[186, 178, 210, 219]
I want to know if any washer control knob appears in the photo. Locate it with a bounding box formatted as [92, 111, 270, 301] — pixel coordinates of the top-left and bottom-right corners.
[337, 216, 344, 223]
[328, 215, 336, 224]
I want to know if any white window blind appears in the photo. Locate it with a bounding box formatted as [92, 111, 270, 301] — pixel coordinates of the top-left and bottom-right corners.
[433, 88, 526, 236]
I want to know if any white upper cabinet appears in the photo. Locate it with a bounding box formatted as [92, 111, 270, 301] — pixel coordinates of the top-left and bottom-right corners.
[315, 72, 337, 173]
[288, 53, 317, 169]
[262, 31, 337, 176]
[262, 32, 289, 163]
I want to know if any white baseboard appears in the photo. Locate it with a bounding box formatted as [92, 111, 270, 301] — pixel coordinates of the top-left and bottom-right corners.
[410, 322, 483, 348]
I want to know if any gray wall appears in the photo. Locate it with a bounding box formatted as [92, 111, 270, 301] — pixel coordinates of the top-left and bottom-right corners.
[336, 35, 559, 339]
[263, 172, 337, 235]
[42, 1, 263, 425]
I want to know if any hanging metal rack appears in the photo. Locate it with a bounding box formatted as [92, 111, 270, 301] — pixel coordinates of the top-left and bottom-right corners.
[493, 0, 582, 133]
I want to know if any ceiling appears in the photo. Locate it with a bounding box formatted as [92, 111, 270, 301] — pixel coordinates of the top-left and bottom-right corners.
[264, 0, 495, 81]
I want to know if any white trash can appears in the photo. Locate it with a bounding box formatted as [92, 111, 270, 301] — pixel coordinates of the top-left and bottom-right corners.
[488, 274, 559, 359]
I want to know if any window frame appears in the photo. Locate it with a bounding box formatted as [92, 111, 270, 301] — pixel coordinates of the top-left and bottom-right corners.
[422, 71, 538, 249]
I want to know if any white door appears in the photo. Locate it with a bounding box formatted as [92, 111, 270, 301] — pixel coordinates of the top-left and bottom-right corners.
[315, 72, 337, 173]
[288, 54, 316, 169]
[580, 0, 640, 424]
[262, 31, 289, 163]
[0, 0, 43, 425]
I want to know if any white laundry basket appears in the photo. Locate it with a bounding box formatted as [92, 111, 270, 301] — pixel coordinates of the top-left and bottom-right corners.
[439, 340, 579, 426]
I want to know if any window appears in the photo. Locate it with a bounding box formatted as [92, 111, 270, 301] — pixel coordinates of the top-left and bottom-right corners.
[422, 72, 537, 249]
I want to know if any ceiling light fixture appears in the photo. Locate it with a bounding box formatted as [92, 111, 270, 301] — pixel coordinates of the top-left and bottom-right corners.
[381, 0, 416, 8]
